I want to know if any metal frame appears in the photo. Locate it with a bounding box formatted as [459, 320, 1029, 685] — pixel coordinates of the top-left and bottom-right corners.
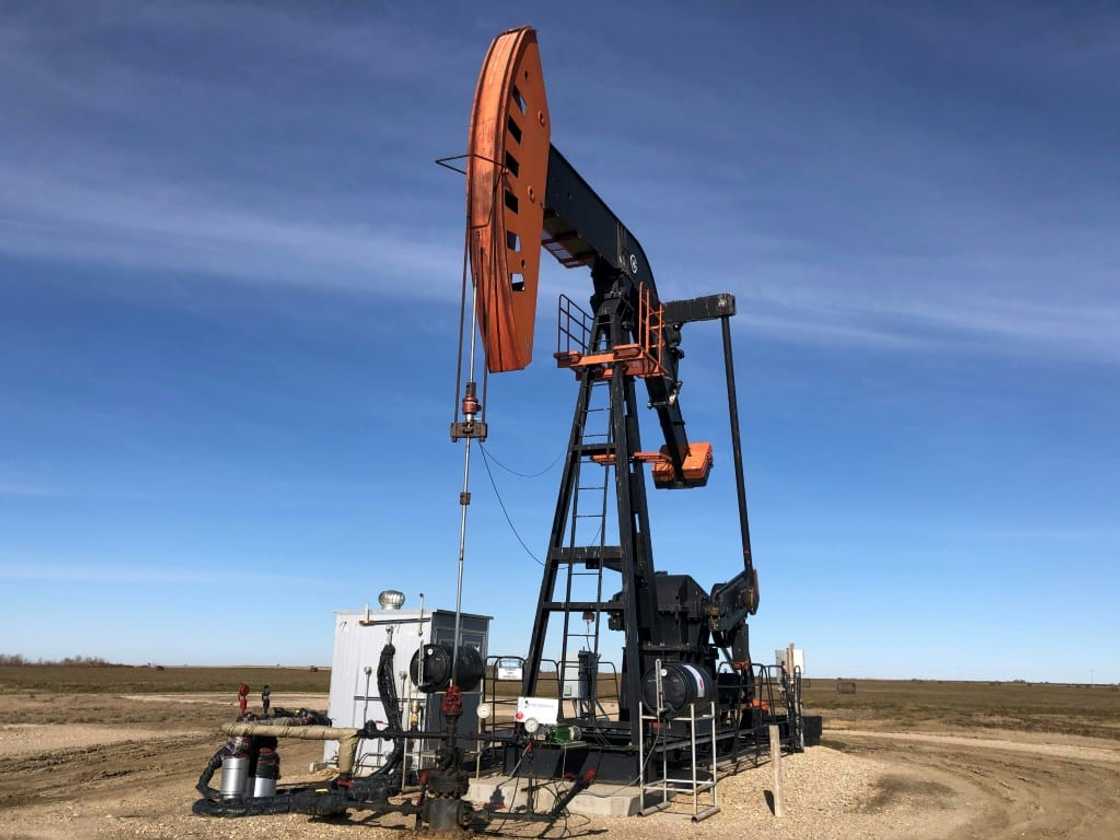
[639, 701, 720, 822]
[523, 267, 662, 751]
[489, 97, 777, 779]
[519, 270, 776, 778]
[638, 661, 720, 822]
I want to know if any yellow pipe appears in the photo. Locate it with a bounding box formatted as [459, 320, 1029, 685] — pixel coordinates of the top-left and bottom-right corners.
[221, 723, 363, 775]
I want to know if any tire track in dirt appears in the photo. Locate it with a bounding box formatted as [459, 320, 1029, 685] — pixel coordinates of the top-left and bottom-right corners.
[0, 732, 216, 810]
[828, 729, 1120, 840]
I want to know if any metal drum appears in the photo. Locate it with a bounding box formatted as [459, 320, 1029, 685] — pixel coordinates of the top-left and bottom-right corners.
[219, 754, 250, 799]
[251, 748, 280, 798]
[251, 775, 277, 798]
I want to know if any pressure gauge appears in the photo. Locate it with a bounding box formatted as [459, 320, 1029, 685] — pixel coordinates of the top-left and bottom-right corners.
[477, 704, 492, 720]
[524, 717, 540, 735]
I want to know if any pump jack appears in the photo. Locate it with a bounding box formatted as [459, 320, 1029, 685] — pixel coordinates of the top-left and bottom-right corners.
[450, 26, 773, 780]
[192, 25, 804, 831]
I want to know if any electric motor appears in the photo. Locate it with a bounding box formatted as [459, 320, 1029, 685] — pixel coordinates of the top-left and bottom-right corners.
[641, 662, 716, 715]
[409, 643, 484, 692]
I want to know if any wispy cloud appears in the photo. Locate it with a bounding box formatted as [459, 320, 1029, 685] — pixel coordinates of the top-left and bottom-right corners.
[735, 307, 928, 349]
[0, 3, 468, 298]
[0, 163, 460, 297]
[724, 273, 1120, 360]
[1, 3, 1117, 365]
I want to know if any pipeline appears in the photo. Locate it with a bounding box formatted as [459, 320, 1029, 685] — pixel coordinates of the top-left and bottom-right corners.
[194, 719, 398, 818]
[192, 766, 415, 819]
[220, 723, 363, 774]
[195, 734, 592, 827]
[195, 643, 406, 818]
[193, 640, 587, 831]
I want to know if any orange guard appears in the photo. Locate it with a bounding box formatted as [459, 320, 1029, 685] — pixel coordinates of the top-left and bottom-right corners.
[466, 26, 550, 373]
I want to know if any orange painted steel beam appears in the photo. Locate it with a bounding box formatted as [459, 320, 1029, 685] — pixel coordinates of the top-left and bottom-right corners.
[466, 27, 550, 373]
[590, 442, 713, 488]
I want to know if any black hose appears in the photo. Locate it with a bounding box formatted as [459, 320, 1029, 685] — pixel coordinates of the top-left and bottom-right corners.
[195, 644, 417, 820]
[474, 776, 591, 828]
[370, 642, 404, 780]
[547, 770, 595, 819]
[192, 773, 410, 819]
[195, 747, 227, 799]
[192, 787, 350, 818]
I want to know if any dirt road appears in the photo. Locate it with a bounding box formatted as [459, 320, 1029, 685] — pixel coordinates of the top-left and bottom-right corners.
[825, 728, 1120, 840]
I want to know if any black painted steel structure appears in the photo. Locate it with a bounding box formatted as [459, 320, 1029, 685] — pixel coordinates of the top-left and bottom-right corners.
[523, 264, 662, 749]
[517, 145, 764, 771]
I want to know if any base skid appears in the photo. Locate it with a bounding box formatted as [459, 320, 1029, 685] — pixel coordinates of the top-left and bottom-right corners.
[502, 741, 640, 783]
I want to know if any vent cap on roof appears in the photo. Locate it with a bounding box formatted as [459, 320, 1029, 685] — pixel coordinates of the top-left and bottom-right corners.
[377, 590, 406, 610]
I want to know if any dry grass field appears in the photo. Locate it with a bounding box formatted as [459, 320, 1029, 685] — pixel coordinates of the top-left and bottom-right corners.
[0, 665, 331, 696]
[0, 667, 1117, 840]
[803, 677, 1120, 740]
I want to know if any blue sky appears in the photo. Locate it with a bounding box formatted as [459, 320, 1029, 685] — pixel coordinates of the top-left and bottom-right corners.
[1, 2, 1117, 681]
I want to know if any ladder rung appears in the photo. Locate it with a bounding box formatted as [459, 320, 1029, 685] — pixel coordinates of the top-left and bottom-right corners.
[575, 442, 614, 454]
[549, 546, 622, 564]
[542, 601, 618, 612]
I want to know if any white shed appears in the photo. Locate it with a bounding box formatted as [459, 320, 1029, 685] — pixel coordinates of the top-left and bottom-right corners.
[324, 598, 490, 775]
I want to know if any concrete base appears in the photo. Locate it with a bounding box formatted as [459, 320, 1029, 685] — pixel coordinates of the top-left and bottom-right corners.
[467, 775, 643, 818]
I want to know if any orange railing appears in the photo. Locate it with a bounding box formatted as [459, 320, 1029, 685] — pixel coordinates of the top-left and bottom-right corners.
[637, 282, 665, 377]
[553, 282, 665, 379]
